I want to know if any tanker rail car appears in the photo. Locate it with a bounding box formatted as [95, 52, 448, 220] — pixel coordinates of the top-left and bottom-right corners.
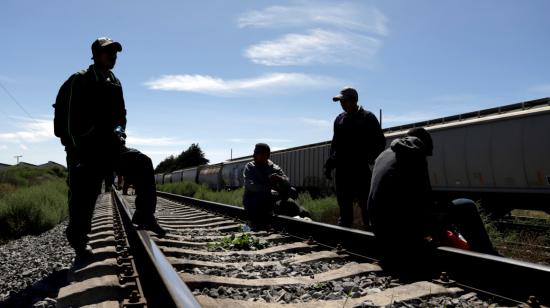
[156, 97, 550, 215]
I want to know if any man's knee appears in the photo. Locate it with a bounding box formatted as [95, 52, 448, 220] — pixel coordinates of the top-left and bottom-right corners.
[452, 198, 478, 213]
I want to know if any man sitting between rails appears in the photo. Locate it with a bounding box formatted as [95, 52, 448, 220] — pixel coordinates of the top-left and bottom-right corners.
[368, 128, 498, 273]
[243, 143, 309, 230]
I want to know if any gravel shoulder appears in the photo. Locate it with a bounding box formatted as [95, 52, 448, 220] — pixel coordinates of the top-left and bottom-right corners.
[0, 221, 74, 307]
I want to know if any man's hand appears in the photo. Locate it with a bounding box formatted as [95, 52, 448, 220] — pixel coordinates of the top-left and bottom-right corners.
[269, 173, 282, 183]
[114, 126, 127, 145]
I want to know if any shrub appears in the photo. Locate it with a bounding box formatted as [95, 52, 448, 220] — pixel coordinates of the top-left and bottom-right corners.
[298, 192, 339, 223]
[0, 179, 68, 238]
[157, 181, 202, 197]
[194, 186, 244, 207]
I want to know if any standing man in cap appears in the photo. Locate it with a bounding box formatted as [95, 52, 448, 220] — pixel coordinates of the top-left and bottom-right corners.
[324, 87, 386, 228]
[53, 37, 165, 258]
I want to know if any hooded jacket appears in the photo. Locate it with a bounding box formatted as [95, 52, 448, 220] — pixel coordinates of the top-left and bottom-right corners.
[367, 136, 435, 239]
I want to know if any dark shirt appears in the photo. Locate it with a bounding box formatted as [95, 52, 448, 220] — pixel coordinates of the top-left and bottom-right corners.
[327, 106, 385, 170]
[55, 65, 127, 161]
[243, 160, 289, 208]
[368, 136, 436, 239]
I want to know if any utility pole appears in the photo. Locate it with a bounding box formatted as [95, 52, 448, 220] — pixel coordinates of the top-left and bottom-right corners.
[230, 148, 233, 160]
[14, 155, 22, 165]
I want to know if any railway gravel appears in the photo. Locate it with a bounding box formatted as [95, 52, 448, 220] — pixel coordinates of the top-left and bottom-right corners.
[0, 221, 74, 307]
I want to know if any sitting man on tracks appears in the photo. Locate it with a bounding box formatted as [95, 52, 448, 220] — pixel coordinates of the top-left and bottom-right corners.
[368, 127, 498, 273]
[53, 37, 166, 259]
[243, 143, 309, 230]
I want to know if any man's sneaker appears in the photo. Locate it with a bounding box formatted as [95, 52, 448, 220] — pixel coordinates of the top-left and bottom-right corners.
[74, 244, 93, 259]
[132, 216, 167, 237]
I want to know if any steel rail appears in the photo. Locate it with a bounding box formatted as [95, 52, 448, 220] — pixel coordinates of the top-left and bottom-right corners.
[157, 190, 550, 305]
[112, 190, 201, 308]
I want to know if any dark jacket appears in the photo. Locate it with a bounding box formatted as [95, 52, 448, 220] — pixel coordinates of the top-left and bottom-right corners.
[326, 106, 385, 171]
[243, 160, 289, 209]
[368, 136, 436, 239]
[54, 65, 126, 160]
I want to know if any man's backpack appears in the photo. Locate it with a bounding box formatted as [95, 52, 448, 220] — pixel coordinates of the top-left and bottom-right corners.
[53, 71, 85, 147]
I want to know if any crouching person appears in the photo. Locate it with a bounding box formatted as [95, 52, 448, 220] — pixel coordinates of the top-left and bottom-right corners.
[243, 143, 309, 230]
[368, 128, 497, 276]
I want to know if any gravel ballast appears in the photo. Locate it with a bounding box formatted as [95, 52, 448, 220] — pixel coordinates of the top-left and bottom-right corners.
[0, 221, 74, 307]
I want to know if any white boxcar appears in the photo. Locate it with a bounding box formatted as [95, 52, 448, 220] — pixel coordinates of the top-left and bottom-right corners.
[221, 158, 250, 189]
[197, 164, 223, 190]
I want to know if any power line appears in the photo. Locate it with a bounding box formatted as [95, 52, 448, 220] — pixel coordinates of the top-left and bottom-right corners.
[0, 80, 39, 124]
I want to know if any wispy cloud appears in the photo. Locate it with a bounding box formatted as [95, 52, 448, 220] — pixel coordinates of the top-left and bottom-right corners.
[528, 83, 550, 95]
[145, 73, 337, 95]
[0, 117, 54, 143]
[245, 29, 381, 66]
[237, 2, 388, 35]
[298, 117, 331, 128]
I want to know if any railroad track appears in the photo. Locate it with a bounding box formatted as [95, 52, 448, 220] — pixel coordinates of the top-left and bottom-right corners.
[55, 191, 550, 307]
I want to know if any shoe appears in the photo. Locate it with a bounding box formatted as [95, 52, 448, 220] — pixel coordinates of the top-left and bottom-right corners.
[74, 244, 93, 259]
[132, 216, 167, 237]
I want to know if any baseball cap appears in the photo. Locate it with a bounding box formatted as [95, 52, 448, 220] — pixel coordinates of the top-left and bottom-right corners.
[332, 87, 358, 102]
[91, 37, 122, 54]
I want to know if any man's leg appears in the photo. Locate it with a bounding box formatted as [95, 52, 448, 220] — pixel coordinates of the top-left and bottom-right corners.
[66, 160, 103, 255]
[449, 198, 498, 255]
[335, 170, 354, 227]
[117, 148, 165, 236]
[357, 173, 372, 230]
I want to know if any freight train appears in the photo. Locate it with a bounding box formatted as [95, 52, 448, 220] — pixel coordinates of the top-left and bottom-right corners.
[155, 98, 550, 215]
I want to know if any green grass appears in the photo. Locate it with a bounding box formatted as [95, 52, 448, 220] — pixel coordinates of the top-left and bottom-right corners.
[156, 181, 203, 197]
[0, 166, 68, 240]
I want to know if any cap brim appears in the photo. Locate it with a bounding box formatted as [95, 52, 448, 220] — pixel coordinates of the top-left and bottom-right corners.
[100, 42, 122, 52]
[332, 95, 343, 102]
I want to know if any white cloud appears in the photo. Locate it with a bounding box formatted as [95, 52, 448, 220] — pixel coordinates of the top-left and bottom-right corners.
[0, 145, 8, 151]
[245, 29, 381, 66]
[0, 117, 54, 143]
[145, 73, 337, 95]
[298, 117, 331, 128]
[529, 84, 550, 95]
[237, 2, 388, 36]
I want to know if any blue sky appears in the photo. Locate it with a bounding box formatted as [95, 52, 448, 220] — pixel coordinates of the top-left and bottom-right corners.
[1, 0, 549, 167]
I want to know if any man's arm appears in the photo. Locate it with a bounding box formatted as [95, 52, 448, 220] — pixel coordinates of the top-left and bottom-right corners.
[270, 163, 290, 186]
[324, 118, 338, 178]
[366, 113, 386, 164]
[113, 77, 127, 130]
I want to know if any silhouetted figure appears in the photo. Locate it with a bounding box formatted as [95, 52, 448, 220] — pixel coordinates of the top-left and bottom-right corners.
[324, 87, 386, 228]
[54, 37, 165, 258]
[368, 128, 497, 274]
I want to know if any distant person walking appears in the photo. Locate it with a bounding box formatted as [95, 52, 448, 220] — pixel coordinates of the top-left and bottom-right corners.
[324, 87, 385, 228]
[53, 37, 165, 259]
